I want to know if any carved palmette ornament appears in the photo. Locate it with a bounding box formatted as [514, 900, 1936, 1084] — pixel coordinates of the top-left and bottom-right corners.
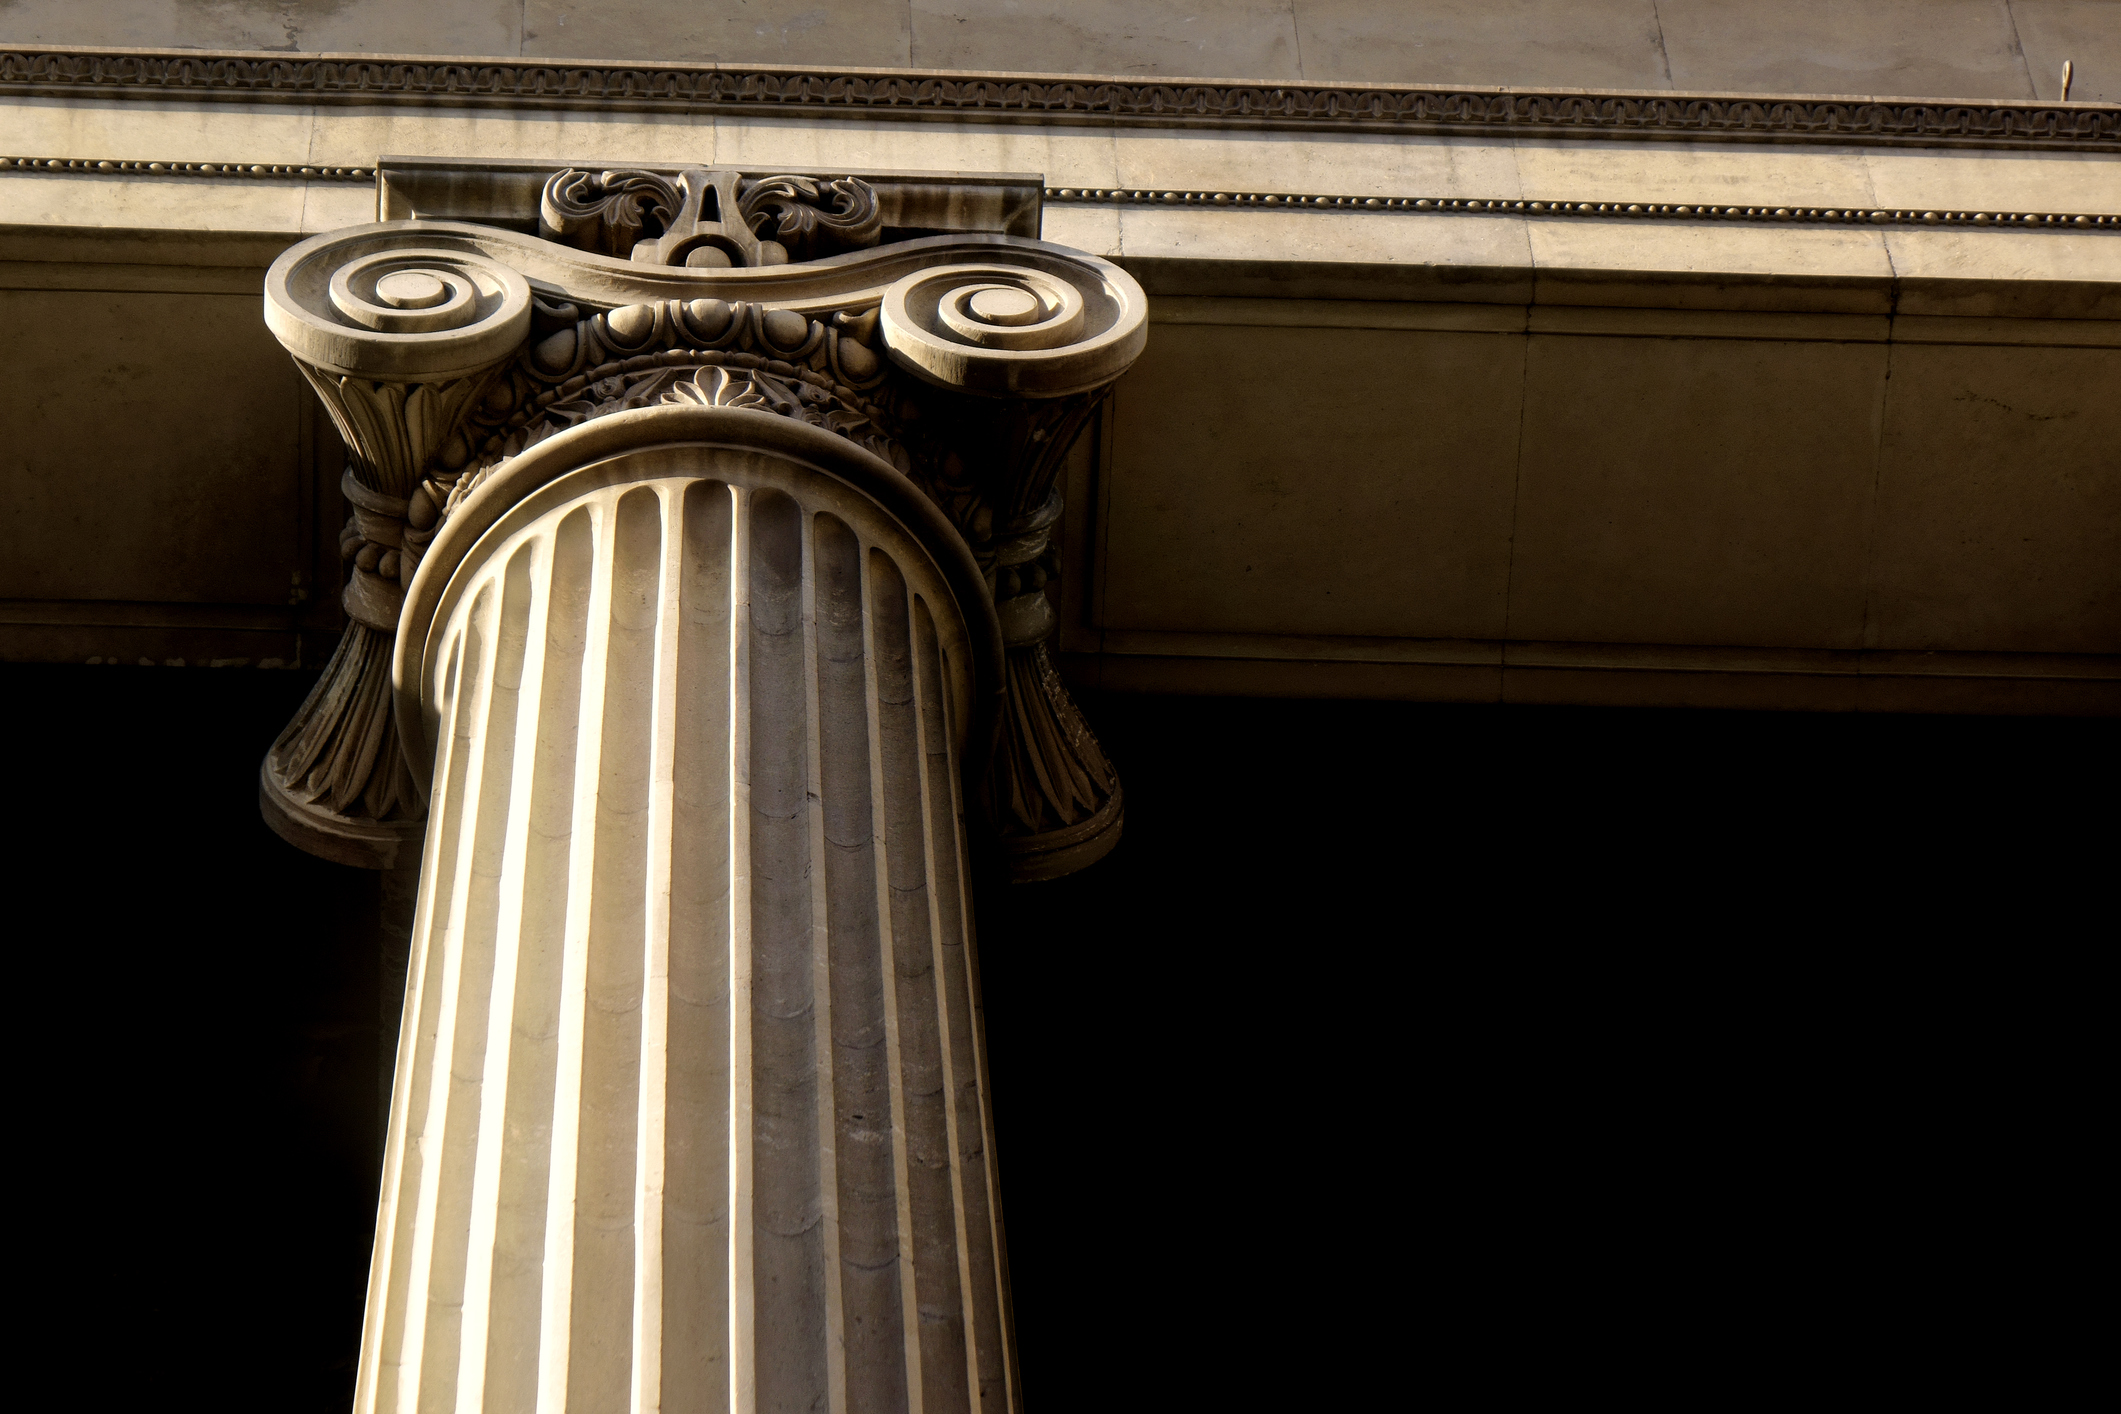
[261, 214, 1146, 876]
[437, 294, 901, 516]
[738, 174, 884, 260]
[537, 168, 681, 258]
[536, 167, 887, 269]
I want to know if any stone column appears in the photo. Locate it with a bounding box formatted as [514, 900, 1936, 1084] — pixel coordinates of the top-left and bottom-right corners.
[368, 411, 1008, 1414]
[259, 202, 1146, 1414]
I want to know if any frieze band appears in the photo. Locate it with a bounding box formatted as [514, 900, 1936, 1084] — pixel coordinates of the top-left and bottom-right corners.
[4, 47, 2116, 152]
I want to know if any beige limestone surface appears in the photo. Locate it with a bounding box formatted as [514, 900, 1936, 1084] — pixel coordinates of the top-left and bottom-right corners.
[1506, 332, 1888, 650]
[5, 0, 2119, 99]
[11, 94, 2115, 235]
[1103, 321, 1524, 639]
[1067, 293, 2121, 711]
[0, 285, 314, 605]
[1868, 341, 2121, 653]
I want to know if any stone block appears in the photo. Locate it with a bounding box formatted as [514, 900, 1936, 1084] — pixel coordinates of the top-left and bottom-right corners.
[299, 183, 376, 233]
[0, 0, 523, 55]
[909, 0, 1301, 79]
[300, 107, 712, 170]
[1862, 148, 2121, 213]
[1655, 0, 2037, 99]
[1, 172, 311, 233]
[1110, 131, 1522, 201]
[1115, 205, 1536, 302]
[0, 288, 312, 605]
[1507, 331, 1888, 648]
[1868, 341, 2121, 653]
[521, 0, 910, 65]
[1885, 229, 2121, 317]
[1100, 320, 1525, 638]
[2010, 0, 2121, 102]
[1514, 139, 1877, 208]
[1293, 0, 1674, 89]
[3, 98, 315, 167]
[1528, 217, 1898, 312]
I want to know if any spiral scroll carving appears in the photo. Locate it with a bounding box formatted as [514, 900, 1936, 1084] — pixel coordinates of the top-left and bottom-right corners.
[266, 235, 533, 379]
[880, 257, 1147, 398]
[873, 254, 1146, 875]
[539, 168, 682, 258]
[737, 174, 883, 261]
[260, 234, 538, 868]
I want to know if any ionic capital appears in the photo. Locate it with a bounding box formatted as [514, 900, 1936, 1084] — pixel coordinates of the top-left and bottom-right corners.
[260, 166, 1146, 878]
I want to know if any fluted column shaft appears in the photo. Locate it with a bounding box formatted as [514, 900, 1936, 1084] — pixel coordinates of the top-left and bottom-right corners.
[364, 446, 1011, 1413]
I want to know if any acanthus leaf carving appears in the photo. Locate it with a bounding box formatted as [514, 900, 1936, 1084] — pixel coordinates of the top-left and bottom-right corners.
[535, 166, 885, 268]
[738, 174, 883, 261]
[538, 168, 683, 259]
[260, 236, 535, 865]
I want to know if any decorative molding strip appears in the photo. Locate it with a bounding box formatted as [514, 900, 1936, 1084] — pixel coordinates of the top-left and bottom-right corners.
[0, 154, 371, 179]
[1044, 186, 2121, 229]
[7, 157, 2111, 232]
[4, 48, 2116, 152]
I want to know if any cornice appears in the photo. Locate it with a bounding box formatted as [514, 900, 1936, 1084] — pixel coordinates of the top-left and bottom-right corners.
[6, 157, 2112, 232]
[4, 46, 2117, 153]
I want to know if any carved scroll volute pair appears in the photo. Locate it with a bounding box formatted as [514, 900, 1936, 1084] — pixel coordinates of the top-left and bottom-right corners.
[260, 213, 1146, 880]
[259, 239, 532, 867]
[539, 167, 883, 268]
[879, 263, 1146, 878]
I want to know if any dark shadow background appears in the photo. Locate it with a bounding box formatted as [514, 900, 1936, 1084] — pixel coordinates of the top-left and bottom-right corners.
[15, 663, 2107, 1408]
